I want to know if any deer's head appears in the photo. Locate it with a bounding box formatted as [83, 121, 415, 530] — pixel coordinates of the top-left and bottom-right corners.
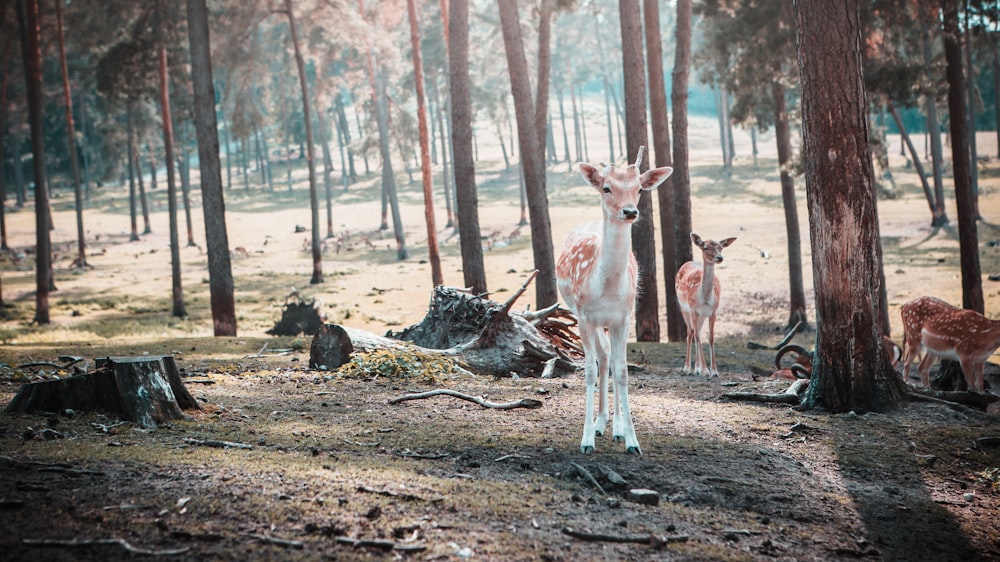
[579, 147, 672, 224]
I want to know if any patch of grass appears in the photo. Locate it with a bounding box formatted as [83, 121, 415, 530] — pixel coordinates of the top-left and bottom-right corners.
[336, 349, 458, 384]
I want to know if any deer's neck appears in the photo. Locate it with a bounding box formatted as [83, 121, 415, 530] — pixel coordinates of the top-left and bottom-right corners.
[699, 260, 716, 301]
[599, 218, 633, 274]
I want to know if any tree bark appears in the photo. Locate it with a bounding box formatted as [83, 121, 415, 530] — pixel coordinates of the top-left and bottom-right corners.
[54, 0, 87, 269]
[5, 356, 199, 429]
[187, 0, 236, 336]
[16, 0, 51, 324]
[619, 0, 659, 342]
[126, 105, 140, 241]
[794, 0, 905, 413]
[498, 0, 557, 308]
[407, 0, 443, 286]
[285, 0, 323, 284]
[671, 0, 695, 302]
[645, 0, 683, 343]
[159, 46, 185, 318]
[920, 12, 949, 227]
[888, 100, 935, 216]
[772, 75, 808, 330]
[941, 0, 983, 314]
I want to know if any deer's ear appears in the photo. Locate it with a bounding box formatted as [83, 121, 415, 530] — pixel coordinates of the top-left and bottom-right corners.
[640, 166, 673, 191]
[690, 232, 704, 248]
[720, 237, 737, 248]
[578, 163, 603, 190]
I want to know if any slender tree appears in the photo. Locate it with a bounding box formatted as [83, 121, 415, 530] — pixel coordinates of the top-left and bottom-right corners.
[186, 0, 236, 336]
[794, 0, 904, 412]
[450, 0, 486, 294]
[283, 0, 322, 284]
[408, 0, 443, 286]
[54, 0, 87, 269]
[16, 0, 51, 324]
[158, 46, 185, 318]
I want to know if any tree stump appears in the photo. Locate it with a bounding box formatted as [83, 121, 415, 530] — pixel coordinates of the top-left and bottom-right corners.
[267, 293, 324, 336]
[309, 324, 355, 370]
[4, 356, 200, 428]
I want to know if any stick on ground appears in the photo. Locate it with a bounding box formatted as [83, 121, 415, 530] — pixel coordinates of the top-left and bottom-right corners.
[388, 389, 542, 410]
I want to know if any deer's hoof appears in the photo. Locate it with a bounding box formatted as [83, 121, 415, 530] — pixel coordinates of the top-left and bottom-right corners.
[626, 445, 642, 455]
[612, 434, 624, 442]
[580, 445, 595, 454]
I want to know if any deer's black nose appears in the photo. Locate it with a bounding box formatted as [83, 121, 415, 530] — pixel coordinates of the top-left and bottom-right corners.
[623, 208, 638, 220]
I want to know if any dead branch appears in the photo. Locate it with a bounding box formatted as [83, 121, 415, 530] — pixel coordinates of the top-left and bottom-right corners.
[242, 533, 303, 549]
[184, 437, 254, 450]
[561, 527, 689, 547]
[17, 356, 84, 370]
[388, 389, 543, 410]
[747, 321, 802, 350]
[905, 386, 999, 411]
[722, 379, 809, 405]
[356, 485, 437, 503]
[567, 462, 606, 495]
[334, 536, 427, 552]
[496, 270, 538, 317]
[21, 537, 190, 556]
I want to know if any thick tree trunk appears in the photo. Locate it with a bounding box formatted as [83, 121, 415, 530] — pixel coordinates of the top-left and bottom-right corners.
[619, 0, 659, 342]
[187, 0, 236, 336]
[794, 0, 905, 413]
[671, 0, 695, 297]
[5, 356, 199, 429]
[645, 0, 683, 343]
[942, 0, 983, 314]
[499, 0, 557, 309]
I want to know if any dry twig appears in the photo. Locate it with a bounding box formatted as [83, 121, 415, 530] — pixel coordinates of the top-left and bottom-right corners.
[22, 537, 190, 556]
[388, 389, 542, 410]
[561, 527, 689, 547]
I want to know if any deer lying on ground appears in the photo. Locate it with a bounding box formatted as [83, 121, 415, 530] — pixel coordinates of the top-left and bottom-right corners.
[675, 233, 736, 376]
[916, 307, 1000, 392]
[555, 147, 672, 455]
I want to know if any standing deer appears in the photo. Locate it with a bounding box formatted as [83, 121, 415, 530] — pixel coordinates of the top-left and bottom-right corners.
[556, 148, 672, 455]
[675, 233, 737, 376]
[917, 308, 1000, 392]
[899, 296, 960, 384]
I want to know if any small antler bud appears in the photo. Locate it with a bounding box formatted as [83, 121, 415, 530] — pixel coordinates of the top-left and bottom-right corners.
[632, 146, 645, 168]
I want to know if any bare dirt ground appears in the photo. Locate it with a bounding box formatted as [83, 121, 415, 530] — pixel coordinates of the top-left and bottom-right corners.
[1, 119, 1000, 561]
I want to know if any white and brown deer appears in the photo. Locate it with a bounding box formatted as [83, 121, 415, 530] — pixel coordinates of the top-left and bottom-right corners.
[899, 296, 960, 384]
[556, 148, 672, 455]
[675, 233, 737, 376]
[916, 307, 1000, 392]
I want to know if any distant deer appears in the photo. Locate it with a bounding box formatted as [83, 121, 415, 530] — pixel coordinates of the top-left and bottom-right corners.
[916, 308, 1000, 392]
[556, 147, 672, 455]
[899, 296, 960, 384]
[675, 233, 737, 376]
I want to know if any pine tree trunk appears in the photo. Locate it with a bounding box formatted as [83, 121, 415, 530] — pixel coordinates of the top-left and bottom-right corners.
[159, 46, 185, 318]
[55, 0, 87, 269]
[671, 0, 695, 295]
[126, 105, 140, 241]
[772, 77, 808, 330]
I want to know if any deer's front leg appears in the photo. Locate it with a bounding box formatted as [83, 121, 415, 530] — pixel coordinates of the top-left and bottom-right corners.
[579, 327, 600, 454]
[594, 331, 610, 437]
[608, 323, 640, 454]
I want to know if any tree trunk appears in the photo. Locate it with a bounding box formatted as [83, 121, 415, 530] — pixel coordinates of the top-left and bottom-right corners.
[407, 0, 443, 286]
[534, 0, 552, 164]
[671, 0, 695, 317]
[16, 0, 50, 324]
[55, 0, 87, 269]
[772, 76, 808, 330]
[159, 47, 185, 318]
[921, 13, 949, 227]
[373, 69, 408, 260]
[888, 101, 936, 215]
[285, 0, 323, 284]
[5, 356, 199, 429]
[187, 0, 237, 336]
[942, 0, 983, 314]
[126, 106, 140, 241]
[498, 0, 557, 309]
[316, 105, 335, 237]
[0, 34, 9, 251]
[451, 0, 487, 294]
[618, 0, 659, 342]
[794, 0, 905, 413]
[134, 138, 152, 234]
[963, 8, 979, 218]
[645, 0, 683, 343]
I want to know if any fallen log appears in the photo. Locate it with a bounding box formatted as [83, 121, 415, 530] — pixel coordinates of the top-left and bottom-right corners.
[310, 273, 581, 377]
[4, 356, 199, 428]
[722, 379, 809, 405]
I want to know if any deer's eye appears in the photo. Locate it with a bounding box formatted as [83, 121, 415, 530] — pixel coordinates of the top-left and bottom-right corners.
[603, 185, 611, 194]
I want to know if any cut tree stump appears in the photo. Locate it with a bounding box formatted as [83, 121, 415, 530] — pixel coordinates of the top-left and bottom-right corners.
[4, 356, 200, 428]
[309, 272, 583, 377]
[267, 291, 324, 336]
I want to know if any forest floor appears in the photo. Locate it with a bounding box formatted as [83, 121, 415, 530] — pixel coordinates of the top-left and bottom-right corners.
[1, 120, 1000, 560]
